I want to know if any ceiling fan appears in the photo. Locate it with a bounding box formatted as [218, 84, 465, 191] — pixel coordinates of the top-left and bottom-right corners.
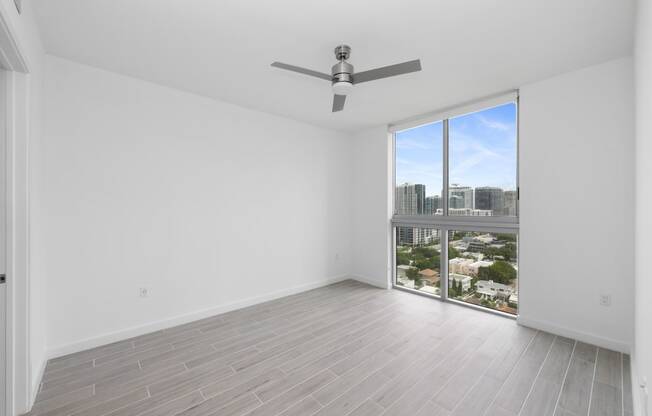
[271, 45, 422, 112]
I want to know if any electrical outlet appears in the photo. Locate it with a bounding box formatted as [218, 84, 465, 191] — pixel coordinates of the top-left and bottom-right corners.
[139, 288, 149, 298]
[599, 294, 611, 306]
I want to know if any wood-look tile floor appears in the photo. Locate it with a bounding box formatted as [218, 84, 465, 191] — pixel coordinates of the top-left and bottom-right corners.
[31, 280, 634, 416]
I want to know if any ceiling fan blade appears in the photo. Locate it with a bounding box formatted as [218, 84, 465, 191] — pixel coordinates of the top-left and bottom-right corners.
[271, 62, 332, 81]
[353, 59, 422, 84]
[332, 94, 346, 112]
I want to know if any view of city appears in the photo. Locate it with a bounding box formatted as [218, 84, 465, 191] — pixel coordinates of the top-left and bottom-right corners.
[395, 228, 518, 315]
[394, 102, 518, 314]
[395, 183, 518, 217]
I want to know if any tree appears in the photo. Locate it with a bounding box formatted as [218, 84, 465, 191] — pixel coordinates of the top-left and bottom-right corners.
[414, 255, 440, 270]
[495, 233, 517, 242]
[396, 251, 411, 266]
[478, 261, 517, 284]
[484, 243, 517, 262]
[414, 247, 438, 258]
[449, 278, 462, 298]
[406, 267, 419, 280]
[448, 246, 460, 259]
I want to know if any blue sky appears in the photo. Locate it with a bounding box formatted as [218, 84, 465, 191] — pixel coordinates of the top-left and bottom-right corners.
[396, 103, 517, 197]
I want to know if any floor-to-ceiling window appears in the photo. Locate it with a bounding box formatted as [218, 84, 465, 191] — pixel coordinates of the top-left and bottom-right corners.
[392, 93, 519, 315]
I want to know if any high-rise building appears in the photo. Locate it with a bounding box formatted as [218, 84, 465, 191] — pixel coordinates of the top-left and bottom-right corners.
[449, 185, 473, 209]
[425, 195, 441, 214]
[504, 190, 517, 216]
[395, 183, 426, 215]
[449, 194, 465, 209]
[397, 227, 439, 246]
[475, 187, 505, 215]
[396, 183, 429, 245]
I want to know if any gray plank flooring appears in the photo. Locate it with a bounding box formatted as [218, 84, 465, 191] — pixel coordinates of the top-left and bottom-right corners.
[31, 280, 633, 416]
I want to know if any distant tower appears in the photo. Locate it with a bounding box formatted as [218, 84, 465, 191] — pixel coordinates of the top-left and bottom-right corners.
[475, 187, 505, 216]
[504, 190, 518, 216]
[449, 185, 474, 209]
[395, 183, 432, 245]
[425, 195, 441, 215]
[395, 183, 426, 215]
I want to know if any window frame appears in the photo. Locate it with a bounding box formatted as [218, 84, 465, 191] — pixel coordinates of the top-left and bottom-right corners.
[390, 92, 520, 318]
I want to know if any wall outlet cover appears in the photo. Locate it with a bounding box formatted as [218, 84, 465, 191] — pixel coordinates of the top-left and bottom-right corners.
[599, 294, 611, 306]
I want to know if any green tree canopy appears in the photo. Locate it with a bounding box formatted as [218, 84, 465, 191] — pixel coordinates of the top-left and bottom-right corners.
[449, 278, 462, 298]
[414, 256, 440, 270]
[396, 251, 411, 266]
[483, 243, 517, 262]
[413, 247, 438, 258]
[406, 267, 419, 280]
[478, 261, 517, 284]
[495, 233, 517, 242]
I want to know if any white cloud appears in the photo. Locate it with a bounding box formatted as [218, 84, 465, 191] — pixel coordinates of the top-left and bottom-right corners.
[449, 139, 504, 182]
[475, 114, 513, 132]
[396, 138, 435, 150]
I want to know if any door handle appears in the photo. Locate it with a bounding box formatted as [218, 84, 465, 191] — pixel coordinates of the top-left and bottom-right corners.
[0, 274, 5, 284]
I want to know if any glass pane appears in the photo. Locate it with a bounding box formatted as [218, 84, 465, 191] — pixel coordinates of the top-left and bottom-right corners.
[395, 227, 441, 296]
[395, 121, 443, 215]
[448, 230, 518, 315]
[449, 103, 518, 216]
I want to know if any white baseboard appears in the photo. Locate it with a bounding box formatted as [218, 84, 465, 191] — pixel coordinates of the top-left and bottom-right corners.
[46, 274, 349, 360]
[517, 315, 631, 354]
[349, 274, 389, 289]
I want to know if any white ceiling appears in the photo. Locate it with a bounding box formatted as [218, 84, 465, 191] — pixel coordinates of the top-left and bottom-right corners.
[32, 0, 634, 132]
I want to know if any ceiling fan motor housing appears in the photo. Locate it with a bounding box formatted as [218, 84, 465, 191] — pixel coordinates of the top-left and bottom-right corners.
[331, 61, 353, 83]
[331, 61, 353, 95]
[334, 45, 351, 60]
[332, 45, 353, 87]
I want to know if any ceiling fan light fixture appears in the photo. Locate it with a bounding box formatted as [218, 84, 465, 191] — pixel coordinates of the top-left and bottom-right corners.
[332, 81, 353, 96]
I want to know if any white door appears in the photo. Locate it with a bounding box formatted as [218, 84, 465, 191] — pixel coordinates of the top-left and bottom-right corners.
[0, 67, 7, 416]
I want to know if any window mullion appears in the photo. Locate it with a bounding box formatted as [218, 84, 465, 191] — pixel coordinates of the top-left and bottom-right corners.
[441, 228, 449, 301]
[443, 118, 449, 217]
[442, 119, 450, 300]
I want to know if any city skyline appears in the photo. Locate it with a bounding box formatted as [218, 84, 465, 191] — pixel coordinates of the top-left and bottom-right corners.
[396, 181, 517, 198]
[396, 182, 517, 217]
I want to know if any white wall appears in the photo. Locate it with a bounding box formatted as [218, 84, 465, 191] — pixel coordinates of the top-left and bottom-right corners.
[350, 57, 635, 353]
[518, 57, 634, 353]
[38, 56, 352, 356]
[635, 0, 652, 413]
[350, 126, 392, 288]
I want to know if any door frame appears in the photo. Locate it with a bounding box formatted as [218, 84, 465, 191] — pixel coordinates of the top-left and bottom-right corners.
[0, 2, 33, 416]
